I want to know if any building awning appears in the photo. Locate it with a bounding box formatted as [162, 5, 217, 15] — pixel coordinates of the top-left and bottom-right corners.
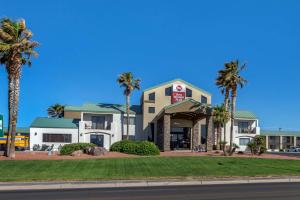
[261, 130, 300, 137]
[234, 110, 258, 120]
[30, 117, 78, 129]
[158, 98, 212, 120]
[65, 103, 141, 115]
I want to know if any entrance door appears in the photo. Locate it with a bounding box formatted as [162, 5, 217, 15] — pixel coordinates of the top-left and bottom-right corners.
[170, 127, 191, 150]
[90, 134, 104, 147]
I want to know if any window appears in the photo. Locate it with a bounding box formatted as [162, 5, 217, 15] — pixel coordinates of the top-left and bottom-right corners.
[124, 117, 136, 125]
[201, 95, 208, 104]
[239, 138, 250, 146]
[165, 87, 172, 96]
[148, 92, 155, 101]
[186, 88, 192, 97]
[92, 116, 105, 129]
[148, 107, 155, 113]
[238, 121, 249, 133]
[42, 134, 72, 143]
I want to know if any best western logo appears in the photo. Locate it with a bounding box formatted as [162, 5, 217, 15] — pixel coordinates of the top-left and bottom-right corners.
[172, 84, 186, 103]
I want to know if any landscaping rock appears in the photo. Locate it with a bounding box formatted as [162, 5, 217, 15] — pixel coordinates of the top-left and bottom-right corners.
[89, 147, 108, 156]
[71, 150, 83, 157]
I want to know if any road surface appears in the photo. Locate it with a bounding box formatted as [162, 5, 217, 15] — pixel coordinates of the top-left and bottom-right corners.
[0, 182, 299, 200]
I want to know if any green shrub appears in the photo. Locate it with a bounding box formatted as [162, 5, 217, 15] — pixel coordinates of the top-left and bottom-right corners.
[247, 136, 266, 155]
[60, 143, 96, 155]
[110, 140, 160, 156]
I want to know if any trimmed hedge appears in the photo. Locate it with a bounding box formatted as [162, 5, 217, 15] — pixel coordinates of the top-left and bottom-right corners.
[110, 140, 160, 156]
[60, 143, 96, 155]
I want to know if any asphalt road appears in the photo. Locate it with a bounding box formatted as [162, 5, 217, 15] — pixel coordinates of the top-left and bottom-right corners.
[0, 182, 299, 200]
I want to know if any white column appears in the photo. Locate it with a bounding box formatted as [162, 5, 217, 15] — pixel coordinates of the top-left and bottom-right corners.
[294, 136, 297, 147]
[265, 136, 269, 150]
[280, 136, 283, 150]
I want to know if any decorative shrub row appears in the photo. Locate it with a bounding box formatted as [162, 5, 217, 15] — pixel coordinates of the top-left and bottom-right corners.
[60, 143, 96, 155]
[110, 140, 160, 156]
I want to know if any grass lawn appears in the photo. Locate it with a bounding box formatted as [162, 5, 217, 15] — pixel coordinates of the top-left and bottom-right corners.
[1, 156, 300, 182]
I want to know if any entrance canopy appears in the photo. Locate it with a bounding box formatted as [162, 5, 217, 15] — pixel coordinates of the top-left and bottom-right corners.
[163, 98, 212, 119]
[155, 98, 213, 152]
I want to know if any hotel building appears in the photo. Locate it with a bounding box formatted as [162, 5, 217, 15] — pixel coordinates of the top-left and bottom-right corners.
[30, 79, 260, 152]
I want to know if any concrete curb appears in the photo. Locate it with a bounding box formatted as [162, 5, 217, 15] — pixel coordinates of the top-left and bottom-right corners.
[1, 177, 300, 191]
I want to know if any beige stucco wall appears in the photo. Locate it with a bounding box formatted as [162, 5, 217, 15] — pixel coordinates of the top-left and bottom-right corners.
[64, 111, 81, 119]
[142, 80, 212, 137]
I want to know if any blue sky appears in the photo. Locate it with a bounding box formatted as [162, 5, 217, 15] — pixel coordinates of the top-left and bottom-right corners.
[0, 0, 300, 130]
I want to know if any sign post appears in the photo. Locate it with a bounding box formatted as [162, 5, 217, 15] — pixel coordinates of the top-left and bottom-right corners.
[0, 115, 3, 137]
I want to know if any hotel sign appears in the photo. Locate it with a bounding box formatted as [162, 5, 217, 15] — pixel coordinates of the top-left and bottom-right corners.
[171, 84, 186, 104]
[0, 115, 3, 137]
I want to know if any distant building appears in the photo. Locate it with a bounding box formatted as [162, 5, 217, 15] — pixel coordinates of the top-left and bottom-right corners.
[261, 130, 300, 151]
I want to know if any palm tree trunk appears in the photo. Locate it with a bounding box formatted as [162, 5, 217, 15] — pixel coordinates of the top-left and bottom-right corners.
[223, 89, 229, 156]
[126, 95, 130, 140]
[229, 88, 237, 155]
[9, 75, 21, 159]
[217, 123, 221, 150]
[5, 75, 14, 157]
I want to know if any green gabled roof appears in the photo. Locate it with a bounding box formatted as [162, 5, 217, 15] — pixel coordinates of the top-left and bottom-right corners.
[164, 98, 204, 110]
[64, 103, 142, 115]
[143, 78, 212, 96]
[261, 130, 300, 137]
[4, 127, 30, 134]
[30, 117, 78, 129]
[234, 110, 257, 119]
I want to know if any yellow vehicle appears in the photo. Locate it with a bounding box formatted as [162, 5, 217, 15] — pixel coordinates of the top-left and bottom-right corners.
[0, 135, 29, 150]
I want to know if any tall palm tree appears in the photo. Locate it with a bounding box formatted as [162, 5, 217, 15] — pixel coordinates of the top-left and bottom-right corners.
[117, 72, 140, 140]
[0, 18, 39, 158]
[47, 104, 65, 118]
[212, 104, 230, 152]
[223, 60, 247, 153]
[216, 68, 231, 153]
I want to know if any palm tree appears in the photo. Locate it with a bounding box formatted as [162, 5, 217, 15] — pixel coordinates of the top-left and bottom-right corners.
[47, 104, 65, 118]
[223, 60, 247, 153]
[212, 104, 230, 152]
[216, 67, 231, 153]
[117, 72, 141, 140]
[0, 18, 39, 158]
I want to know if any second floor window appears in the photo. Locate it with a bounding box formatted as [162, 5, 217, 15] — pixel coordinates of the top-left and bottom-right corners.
[201, 95, 208, 104]
[165, 87, 172, 96]
[238, 121, 249, 133]
[186, 88, 192, 97]
[148, 92, 155, 101]
[92, 116, 105, 129]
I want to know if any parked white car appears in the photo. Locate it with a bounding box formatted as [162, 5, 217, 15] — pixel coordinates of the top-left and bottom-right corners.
[287, 146, 300, 152]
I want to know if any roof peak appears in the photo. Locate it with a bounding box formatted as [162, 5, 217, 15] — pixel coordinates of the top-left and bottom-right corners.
[143, 78, 212, 96]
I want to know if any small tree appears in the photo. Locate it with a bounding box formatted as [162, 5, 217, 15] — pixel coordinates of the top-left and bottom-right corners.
[247, 136, 266, 155]
[212, 104, 229, 152]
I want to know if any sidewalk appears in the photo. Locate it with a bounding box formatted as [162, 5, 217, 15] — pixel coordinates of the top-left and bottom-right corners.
[1, 177, 300, 191]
